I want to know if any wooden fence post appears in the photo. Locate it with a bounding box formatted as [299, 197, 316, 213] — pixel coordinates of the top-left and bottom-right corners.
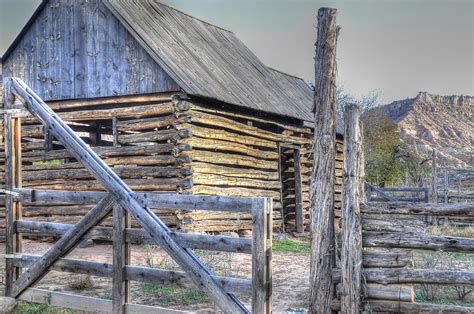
[252, 197, 273, 314]
[294, 149, 304, 233]
[309, 7, 338, 314]
[340, 104, 363, 313]
[431, 149, 437, 203]
[443, 170, 449, 204]
[112, 204, 131, 313]
[4, 80, 23, 296]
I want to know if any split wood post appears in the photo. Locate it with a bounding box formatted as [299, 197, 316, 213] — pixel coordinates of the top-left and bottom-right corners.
[112, 204, 131, 313]
[4, 80, 23, 296]
[443, 170, 449, 204]
[294, 148, 304, 233]
[340, 104, 363, 313]
[309, 7, 338, 314]
[252, 197, 273, 314]
[43, 125, 53, 152]
[112, 116, 119, 147]
[358, 121, 366, 204]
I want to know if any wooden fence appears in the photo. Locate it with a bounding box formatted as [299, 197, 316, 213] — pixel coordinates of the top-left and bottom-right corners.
[3, 78, 272, 313]
[366, 184, 429, 203]
[334, 104, 474, 313]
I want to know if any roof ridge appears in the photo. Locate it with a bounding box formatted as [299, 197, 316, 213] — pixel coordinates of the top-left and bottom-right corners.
[152, 0, 234, 34]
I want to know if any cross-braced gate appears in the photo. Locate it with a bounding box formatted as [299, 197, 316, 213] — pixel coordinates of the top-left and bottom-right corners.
[3, 78, 272, 313]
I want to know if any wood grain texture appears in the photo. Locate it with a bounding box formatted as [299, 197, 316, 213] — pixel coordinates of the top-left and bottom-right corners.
[309, 7, 338, 314]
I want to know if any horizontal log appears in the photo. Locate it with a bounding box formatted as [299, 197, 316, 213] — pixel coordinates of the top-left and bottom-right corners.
[46, 93, 179, 110]
[15, 188, 258, 212]
[118, 129, 192, 144]
[448, 194, 474, 200]
[331, 300, 472, 313]
[336, 283, 414, 302]
[188, 150, 277, 170]
[12, 255, 250, 295]
[10, 143, 191, 163]
[21, 166, 192, 182]
[15, 221, 251, 253]
[19, 288, 190, 314]
[362, 202, 474, 217]
[363, 232, 474, 253]
[23, 101, 191, 123]
[117, 114, 191, 131]
[333, 268, 473, 285]
[193, 173, 281, 190]
[370, 197, 428, 202]
[362, 218, 425, 233]
[362, 250, 412, 268]
[192, 162, 279, 180]
[187, 136, 279, 160]
[186, 124, 276, 149]
[22, 178, 192, 192]
[192, 185, 280, 200]
[376, 187, 429, 192]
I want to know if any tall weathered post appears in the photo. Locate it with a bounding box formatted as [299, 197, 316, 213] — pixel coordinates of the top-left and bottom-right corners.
[309, 7, 338, 313]
[341, 104, 363, 313]
[431, 149, 437, 203]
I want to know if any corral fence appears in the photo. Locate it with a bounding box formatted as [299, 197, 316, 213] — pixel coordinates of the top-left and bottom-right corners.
[334, 104, 474, 313]
[2, 78, 272, 313]
[366, 184, 429, 203]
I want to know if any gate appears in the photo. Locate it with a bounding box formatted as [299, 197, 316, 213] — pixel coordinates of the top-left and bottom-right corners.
[3, 78, 272, 313]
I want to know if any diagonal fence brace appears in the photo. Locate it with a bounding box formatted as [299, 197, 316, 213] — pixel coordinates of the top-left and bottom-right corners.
[10, 77, 248, 313]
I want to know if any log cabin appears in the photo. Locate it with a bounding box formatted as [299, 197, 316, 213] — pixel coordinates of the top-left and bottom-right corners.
[0, 0, 343, 237]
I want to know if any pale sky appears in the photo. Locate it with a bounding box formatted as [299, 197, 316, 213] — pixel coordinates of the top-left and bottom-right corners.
[1, 0, 473, 103]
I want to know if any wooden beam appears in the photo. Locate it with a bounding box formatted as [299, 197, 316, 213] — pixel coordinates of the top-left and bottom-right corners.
[293, 148, 304, 233]
[112, 205, 130, 314]
[252, 198, 272, 314]
[10, 195, 115, 298]
[340, 104, 362, 313]
[15, 188, 257, 213]
[4, 80, 23, 296]
[16, 220, 252, 253]
[361, 202, 474, 217]
[431, 149, 437, 203]
[10, 78, 248, 313]
[332, 299, 472, 313]
[309, 7, 338, 314]
[11, 254, 252, 295]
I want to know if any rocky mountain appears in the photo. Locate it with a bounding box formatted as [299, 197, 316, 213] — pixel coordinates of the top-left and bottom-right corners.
[366, 92, 473, 168]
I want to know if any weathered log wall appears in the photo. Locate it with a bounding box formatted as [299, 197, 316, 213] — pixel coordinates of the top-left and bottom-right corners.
[174, 100, 343, 233]
[0, 93, 192, 239]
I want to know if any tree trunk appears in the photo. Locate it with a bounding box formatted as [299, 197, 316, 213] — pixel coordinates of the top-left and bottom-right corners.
[309, 7, 338, 314]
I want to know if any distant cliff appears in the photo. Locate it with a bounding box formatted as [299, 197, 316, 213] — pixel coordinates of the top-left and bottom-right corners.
[365, 92, 473, 168]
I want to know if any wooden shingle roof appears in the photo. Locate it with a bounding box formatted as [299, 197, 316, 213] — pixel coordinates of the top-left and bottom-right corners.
[103, 0, 314, 122]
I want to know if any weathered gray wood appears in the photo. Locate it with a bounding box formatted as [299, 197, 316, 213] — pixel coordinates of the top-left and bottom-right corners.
[43, 126, 53, 152]
[252, 197, 273, 314]
[293, 149, 304, 233]
[16, 188, 256, 212]
[366, 183, 397, 202]
[363, 232, 474, 253]
[443, 170, 449, 204]
[377, 187, 429, 192]
[16, 220, 252, 253]
[431, 149, 438, 203]
[362, 251, 412, 268]
[336, 283, 413, 302]
[10, 195, 115, 298]
[361, 202, 474, 216]
[309, 7, 338, 314]
[340, 104, 362, 313]
[19, 288, 190, 314]
[334, 268, 474, 285]
[12, 254, 252, 295]
[112, 204, 130, 314]
[331, 299, 472, 313]
[10, 77, 247, 313]
[112, 117, 119, 147]
[3, 80, 23, 296]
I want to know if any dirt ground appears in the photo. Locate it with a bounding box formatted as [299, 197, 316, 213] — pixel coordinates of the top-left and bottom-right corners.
[0, 240, 311, 313]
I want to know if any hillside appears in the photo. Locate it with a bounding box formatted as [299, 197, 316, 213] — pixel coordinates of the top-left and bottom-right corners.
[365, 92, 473, 168]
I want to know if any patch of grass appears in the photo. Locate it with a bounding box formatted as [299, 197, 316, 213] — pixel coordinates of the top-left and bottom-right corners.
[140, 283, 208, 306]
[13, 301, 78, 314]
[272, 239, 311, 254]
